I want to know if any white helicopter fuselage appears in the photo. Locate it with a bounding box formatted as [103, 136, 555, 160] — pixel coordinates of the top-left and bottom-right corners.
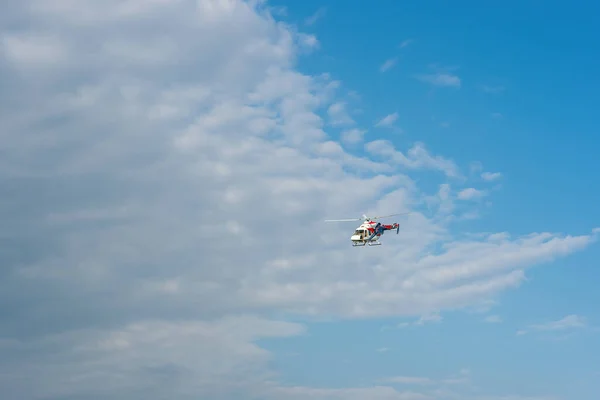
[350, 221, 380, 246]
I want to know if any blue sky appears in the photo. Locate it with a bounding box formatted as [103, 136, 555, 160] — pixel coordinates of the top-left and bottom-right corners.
[259, 1, 600, 399]
[2, 1, 600, 399]
[286, 0, 600, 232]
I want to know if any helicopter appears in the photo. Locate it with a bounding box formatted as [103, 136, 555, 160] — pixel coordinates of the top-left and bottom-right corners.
[324, 213, 410, 247]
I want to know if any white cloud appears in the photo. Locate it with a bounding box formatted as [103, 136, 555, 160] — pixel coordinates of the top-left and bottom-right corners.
[481, 172, 502, 181]
[383, 368, 470, 388]
[380, 57, 398, 72]
[305, 7, 326, 25]
[1, 1, 598, 399]
[0, 315, 306, 399]
[416, 73, 461, 88]
[458, 188, 487, 200]
[387, 376, 435, 385]
[297, 33, 319, 50]
[328, 101, 354, 126]
[431, 183, 455, 215]
[470, 161, 483, 174]
[269, 386, 430, 400]
[484, 315, 502, 323]
[341, 128, 367, 144]
[365, 140, 461, 178]
[396, 311, 443, 328]
[517, 314, 587, 336]
[416, 312, 443, 325]
[399, 39, 414, 48]
[1, 33, 68, 67]
[375, 112, 399, 127]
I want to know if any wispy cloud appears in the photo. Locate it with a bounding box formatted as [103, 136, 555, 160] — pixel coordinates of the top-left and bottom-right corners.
[397, 312, 443, 328]
[423, 183, 454, 216]
[380, 312, 444, 331]
[415, 312, 442, 325]
[466, 299, 499, 314]
[305, 7, 326, 25]
[267, 5, 287, 16]
[380, 57, 397, 72]
[374, 112, 398, 127]
[386, 376, 435, 385]
[484, 315, 502, 323]
[491, 112, 503, 119]
[399, 39, 414, 48]
[457, 188, 487, 201]
[517, 314, 587, 336]
[481, 85, 505, 94]
[383, 368, 470, 386]
[416, 72, 461, 87]
[327, 101, 354, 126]
[366, 140, 461, 178]
[341, 128, 367, 145]
[481, 171, 502, 181]
[470, 161, 483, 174]
[297, 33, 319, 50]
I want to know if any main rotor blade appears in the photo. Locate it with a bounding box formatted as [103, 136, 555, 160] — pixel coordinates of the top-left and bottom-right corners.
[324, 218, 362, 222]
[370, 212, 411, 220]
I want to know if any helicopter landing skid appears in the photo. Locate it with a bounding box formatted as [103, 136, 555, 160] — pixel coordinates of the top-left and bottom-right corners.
[352, 241, 381, 247]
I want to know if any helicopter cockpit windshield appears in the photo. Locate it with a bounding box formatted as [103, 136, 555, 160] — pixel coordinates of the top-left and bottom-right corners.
[354, 229, 365, 237]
